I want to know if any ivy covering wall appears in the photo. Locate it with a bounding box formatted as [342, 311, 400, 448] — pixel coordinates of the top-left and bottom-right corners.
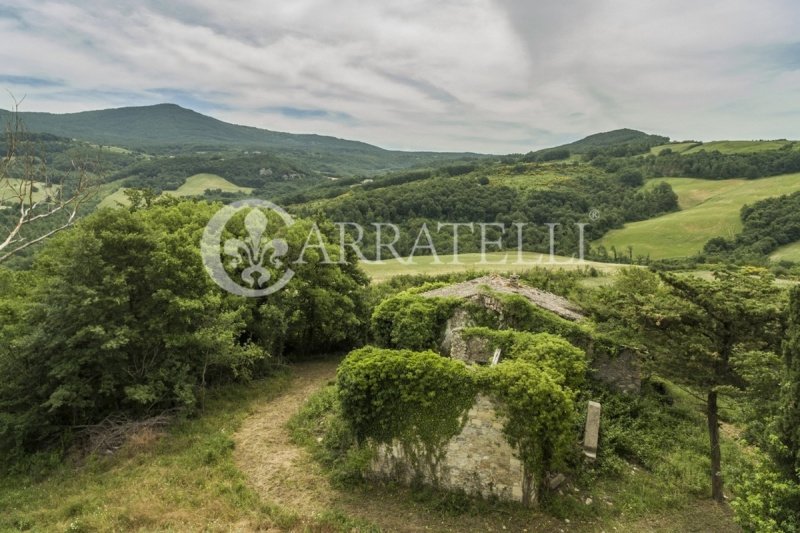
[336, 342, 584, 506]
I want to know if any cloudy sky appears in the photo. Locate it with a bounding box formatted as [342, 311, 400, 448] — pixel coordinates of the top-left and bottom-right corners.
[1, 0, 798, 153]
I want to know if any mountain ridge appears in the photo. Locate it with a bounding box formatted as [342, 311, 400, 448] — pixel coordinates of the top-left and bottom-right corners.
[0, 103, 485, 175]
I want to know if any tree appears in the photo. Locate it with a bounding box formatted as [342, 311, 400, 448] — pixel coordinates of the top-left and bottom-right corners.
[780, 285, 800, 480]
[617, 168, 643, 187]
[585, 268, 784, 502]
[0, 100, 97, 263]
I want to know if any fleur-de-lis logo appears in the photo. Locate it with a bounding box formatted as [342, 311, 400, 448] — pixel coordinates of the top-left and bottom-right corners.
[223, 209, 289, 288]
[201, 199, 295, 297]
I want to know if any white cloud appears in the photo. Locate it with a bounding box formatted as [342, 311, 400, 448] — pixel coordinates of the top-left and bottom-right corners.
[0, 0, 798, 152]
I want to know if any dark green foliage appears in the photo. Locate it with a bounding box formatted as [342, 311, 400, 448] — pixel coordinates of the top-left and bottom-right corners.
[537, 129, 668, 157]
[522, 148, 570, 162]
[601, 147, 800, 181]
[780, 286, 800, 480]
[0, 203, 263, 455]
[616, 168, 644, 188]
[304, 173, 677, 259]
[116, 152, 311, 192]
[584, 268, 785, 501]
[0, 200, 369, 458]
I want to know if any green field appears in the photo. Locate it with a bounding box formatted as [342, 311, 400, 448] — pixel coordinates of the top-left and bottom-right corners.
[96, 182, 132, 208]
[360, 251, 623, 281]
[97, 174, 253, 208]
[649, 142, 699, 155]
[597, 173, 800, 259]
[1, 178, 59, 204]
[683, 140, 793, 154]
[650, 140, 794, 156]
[170, 173, 253, 197]
[771, 241, 800, 262]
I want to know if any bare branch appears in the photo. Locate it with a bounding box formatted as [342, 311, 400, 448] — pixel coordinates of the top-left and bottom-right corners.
[0, 97, 100, 263]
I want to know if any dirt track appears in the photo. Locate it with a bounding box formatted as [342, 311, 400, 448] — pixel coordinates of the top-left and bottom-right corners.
[233, 359, 338, 523]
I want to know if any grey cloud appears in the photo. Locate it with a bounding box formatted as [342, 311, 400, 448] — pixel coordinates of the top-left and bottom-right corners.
[0, 0, 798, 152]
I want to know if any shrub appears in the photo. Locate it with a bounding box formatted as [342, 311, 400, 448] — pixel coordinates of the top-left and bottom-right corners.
[480, 360, 577, 505]
[337, 347, 477, 449]
[371, 292, 459, 350]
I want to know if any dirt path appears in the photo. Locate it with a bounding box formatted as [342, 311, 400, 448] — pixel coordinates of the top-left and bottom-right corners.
[233, 359, 338, 522]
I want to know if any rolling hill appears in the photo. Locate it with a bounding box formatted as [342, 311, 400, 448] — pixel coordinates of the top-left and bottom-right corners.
[0, 104, 484, 175]
[596, 173, 800, 259]
[531, 128, 670, 158]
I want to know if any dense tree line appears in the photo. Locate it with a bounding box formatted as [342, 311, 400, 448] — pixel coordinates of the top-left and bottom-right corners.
[116, 152, 310, 191]
[300, 173, 677, 258]
[0, 199, 368, 460]
[593, 144, 800, 180]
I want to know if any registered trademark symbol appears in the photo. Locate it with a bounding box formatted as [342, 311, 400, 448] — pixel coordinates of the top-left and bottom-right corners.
[589, 209, 600, 221]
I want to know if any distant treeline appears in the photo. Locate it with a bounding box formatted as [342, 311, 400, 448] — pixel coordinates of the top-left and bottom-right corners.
[114, 152, 309, 191]
[298, 171, 678, 258]
[278, 162, 479, 205]
[593, 144, 800, 180]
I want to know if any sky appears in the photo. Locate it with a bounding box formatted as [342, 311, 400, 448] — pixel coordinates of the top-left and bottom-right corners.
[1, 0, 799, 153]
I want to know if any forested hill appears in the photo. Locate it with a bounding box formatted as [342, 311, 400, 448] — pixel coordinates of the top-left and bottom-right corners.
[0, 104, 483, 175]
[530, 128, 670, 159]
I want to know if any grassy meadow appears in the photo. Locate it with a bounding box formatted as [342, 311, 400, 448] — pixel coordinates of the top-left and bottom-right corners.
[360, 251, 625, 281]
[97, 173, 253, 208]
[771, 241, 800, 262]
[650, 140, 795, 155]
[1, 178, 60, 204]
[597, 173, 800, 259]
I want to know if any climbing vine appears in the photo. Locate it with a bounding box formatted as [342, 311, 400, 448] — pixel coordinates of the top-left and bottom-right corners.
[479, 360, 577, 506]
[336, 345, 580, 506]
[462, 327, 586, 389]
[371, 292, 460, 350]
[337, 346, 478, 449]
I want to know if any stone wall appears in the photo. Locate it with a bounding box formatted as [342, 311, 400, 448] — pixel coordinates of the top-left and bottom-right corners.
[371, 394, 526, 502]
[589, 347, 641, 394]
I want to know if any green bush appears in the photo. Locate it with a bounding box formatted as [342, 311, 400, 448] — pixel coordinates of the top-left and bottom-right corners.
[371, 292, 459, 350]
[730, 451, 800, 532]
[337, 347, 477, 450]
[0, 201, 369, 459]
[461, 327, 586, 389]
[480, 360, 577, 504]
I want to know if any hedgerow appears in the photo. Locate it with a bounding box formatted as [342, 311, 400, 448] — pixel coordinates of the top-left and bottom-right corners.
[336, 346, 477, 448]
